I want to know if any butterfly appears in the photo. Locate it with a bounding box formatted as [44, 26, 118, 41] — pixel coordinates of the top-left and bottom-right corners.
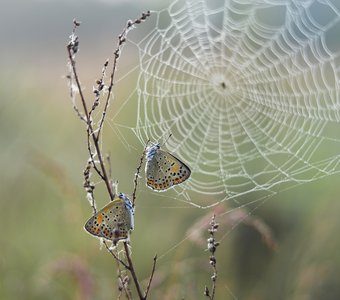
[145, 143, 191, 191]
[84, 193, 134, 245]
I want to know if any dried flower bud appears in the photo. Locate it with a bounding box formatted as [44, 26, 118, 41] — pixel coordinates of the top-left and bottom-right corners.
[204, 286, 210, 296]
[73, 19, 81, 26]
[118, 277, 124, 291]
[209, 256, 216, 266]
[207, 239, 216, 253]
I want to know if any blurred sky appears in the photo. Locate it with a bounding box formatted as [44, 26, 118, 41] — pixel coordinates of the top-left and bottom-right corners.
[0, 0, 168, 86]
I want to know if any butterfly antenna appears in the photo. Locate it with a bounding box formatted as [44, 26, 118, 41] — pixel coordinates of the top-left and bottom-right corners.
[161, 132, 173, 147]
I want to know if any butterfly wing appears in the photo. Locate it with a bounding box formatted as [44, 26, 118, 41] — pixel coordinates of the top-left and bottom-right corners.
[84, 196, 133, 244]
[146, 149, 191, 191]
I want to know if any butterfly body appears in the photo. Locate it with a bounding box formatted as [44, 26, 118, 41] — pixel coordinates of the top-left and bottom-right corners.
[84, 193, 134, 245]
[145, 143, 191, 191]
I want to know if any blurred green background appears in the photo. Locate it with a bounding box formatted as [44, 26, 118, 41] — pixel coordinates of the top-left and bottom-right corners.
[1, 0, 340, 299]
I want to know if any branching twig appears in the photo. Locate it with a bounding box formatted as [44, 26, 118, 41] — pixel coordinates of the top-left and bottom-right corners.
[102, 241, 129, 269]
[67, 27, 115, 201]
[96, 10, 151, 140]
[67, 11, 154, 300]
[89, 60, 109, 117]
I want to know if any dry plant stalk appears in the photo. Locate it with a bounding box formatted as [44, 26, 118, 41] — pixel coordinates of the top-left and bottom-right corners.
[204, 215, 219, 300]
[66, 11, 157, 300]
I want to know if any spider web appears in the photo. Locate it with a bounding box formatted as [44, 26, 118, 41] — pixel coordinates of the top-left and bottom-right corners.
[110, 0, 340, 208]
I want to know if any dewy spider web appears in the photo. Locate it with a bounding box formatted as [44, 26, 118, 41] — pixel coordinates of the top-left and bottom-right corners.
[110, 0, 340, 208]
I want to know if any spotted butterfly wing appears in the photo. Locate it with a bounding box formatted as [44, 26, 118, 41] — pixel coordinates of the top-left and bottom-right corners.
[84, 193, 134, 245]
[145, 144, 191, 191]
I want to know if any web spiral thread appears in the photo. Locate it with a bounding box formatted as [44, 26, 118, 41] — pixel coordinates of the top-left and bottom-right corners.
[111, 0, 340, 208]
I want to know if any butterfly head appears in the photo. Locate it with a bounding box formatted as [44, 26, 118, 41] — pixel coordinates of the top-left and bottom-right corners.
[118, 192, 134, 229]
[146, 143, 160, 161]
[119, 192, 134, 212]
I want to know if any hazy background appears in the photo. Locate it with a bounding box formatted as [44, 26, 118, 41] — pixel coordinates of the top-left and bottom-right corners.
[1, 0, 340, 299]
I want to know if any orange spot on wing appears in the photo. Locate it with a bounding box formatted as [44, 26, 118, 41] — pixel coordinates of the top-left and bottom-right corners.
[96, 214, 103, 224]
[147, 179, 157, 189]
[171, 163, 180, 173]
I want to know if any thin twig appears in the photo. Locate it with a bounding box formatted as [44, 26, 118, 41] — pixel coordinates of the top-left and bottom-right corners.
[66, 20, 100, 178]
[66, 21, 87, 123]
[115, 249, 133, 300]
[103, 241, 129, 269]
[132, 140, 150, 206]
[83, 160, 97, 214]
[117, 274, 132, 300]
[144, 255, 157, 299]
[89, 60, 109, 117]
[107, 153, 112, 180]
[67, 32, 115, 201]
[96, 11, 151, 140]
[86, 134, 105, 180]
[106, 153, 117, 198]
[123, 242, 145, 300]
